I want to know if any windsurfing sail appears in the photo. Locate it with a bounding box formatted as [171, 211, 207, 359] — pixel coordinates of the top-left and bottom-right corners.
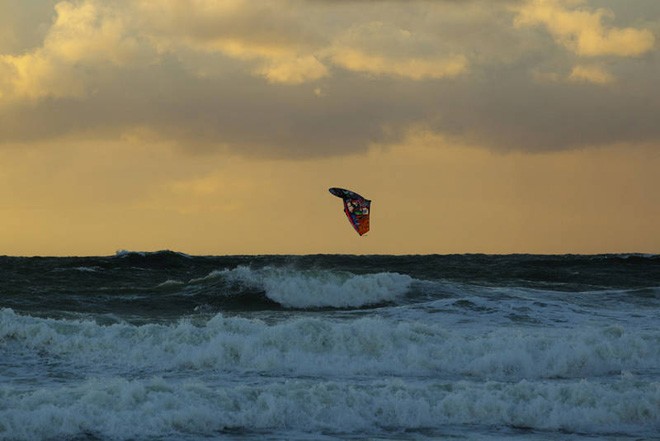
[329, 187, 371, 236]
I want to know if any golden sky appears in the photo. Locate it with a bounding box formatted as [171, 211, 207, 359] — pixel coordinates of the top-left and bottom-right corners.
[1, 0, 659, 256]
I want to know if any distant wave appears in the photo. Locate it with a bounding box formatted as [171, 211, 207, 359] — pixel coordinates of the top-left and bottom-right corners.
[201, 266, 413, 309]
[51, 266, 100, 273]
[111, 249, 195, 270]
[115, 249, 192, 258]
[2, 253, 659, 317]
[114, 249, 193, 261]
[156, 279, 185, 288]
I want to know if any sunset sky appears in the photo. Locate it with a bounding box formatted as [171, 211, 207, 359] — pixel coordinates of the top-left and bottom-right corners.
[1, 0, 659, 256]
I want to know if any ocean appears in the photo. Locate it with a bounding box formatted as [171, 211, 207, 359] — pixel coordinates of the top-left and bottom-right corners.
[1, 252, 658, 440]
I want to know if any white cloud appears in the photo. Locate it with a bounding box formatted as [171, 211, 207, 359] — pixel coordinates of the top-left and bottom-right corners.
[514, 0, 655, 57]
[568, 64, 615, 84]
[255, 55, 328, 84]
[330, 48, 468, 80]
[0, 0, 147, 100]
[1, 0, 659, 157]
[532, 63, 615, 85]
[328, 21, 469, 80]
[133, 2, 474, 83]
[133, 0, 329, 84]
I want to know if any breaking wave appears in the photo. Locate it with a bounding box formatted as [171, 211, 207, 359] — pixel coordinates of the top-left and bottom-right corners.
[1, 308, 659, 440]
[2, 253, 660, 440]
[201, 266, 413, 309]
[2, 376, 658, 441]
[2, 309, 658, 381]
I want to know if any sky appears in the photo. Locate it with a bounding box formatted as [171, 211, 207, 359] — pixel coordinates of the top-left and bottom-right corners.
[1, 0, 659, 256]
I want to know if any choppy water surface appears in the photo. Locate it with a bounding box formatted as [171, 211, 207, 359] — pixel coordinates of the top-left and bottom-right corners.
[1, 252, 659, 440]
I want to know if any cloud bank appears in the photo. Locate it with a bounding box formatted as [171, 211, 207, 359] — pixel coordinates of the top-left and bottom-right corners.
[1, 0, 658, 156]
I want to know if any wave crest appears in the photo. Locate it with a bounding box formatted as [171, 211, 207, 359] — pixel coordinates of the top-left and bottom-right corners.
[211, 266, 412, 308]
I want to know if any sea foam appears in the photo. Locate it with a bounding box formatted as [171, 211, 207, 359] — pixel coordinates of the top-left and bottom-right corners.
[206, 266, 413, 308]
[1, 375, 658, 440]
[1, 309, 658, 381]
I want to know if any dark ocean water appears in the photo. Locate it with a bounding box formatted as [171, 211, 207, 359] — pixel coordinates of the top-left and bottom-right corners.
[1, 251, 659, 440]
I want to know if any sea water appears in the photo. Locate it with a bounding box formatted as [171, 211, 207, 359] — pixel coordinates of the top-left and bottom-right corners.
[1, 252, 659, 440]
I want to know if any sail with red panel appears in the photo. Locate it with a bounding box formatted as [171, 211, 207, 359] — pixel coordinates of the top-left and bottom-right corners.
[329, 187, 371, 236]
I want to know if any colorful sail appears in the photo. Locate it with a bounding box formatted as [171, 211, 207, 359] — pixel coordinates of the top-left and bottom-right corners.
[329, 187, 371, 236]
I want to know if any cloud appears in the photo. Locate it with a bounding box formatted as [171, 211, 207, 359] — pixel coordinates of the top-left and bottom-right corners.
[330, 48, 468, 80]
[568, 64, 615, 84]
[1, 0, 659, 157]
[0, 0, 58, 54]
[532, 63, 616, 85]
[514, 0, 655, 57]
[329, 21, 469, 80]
[132, 0, 331, 85]
[255, 55, 328, 84]
[0, 0, 147, 100]
[0, 0, 477, 154]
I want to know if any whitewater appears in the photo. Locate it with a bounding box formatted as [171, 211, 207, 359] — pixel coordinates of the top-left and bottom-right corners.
[1, 252, 659, 440]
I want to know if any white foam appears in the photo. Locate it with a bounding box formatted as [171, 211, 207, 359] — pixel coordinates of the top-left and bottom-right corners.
[115, 249, 142, 257]
[1, 309, 658, 381]
[1, 376, 658, 440]
[51, 266, 100, 273]
[156, 279, 185, 288]
[213, 266, 413, 308]
[2, 308, 659, 439]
